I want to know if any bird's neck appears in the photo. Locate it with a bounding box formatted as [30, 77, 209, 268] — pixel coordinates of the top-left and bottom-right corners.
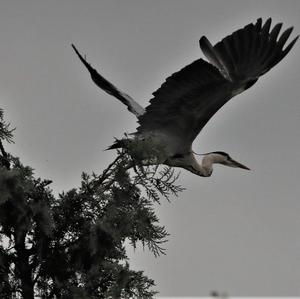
[166, 153, 217, 177]
[176, 153, 214, 177]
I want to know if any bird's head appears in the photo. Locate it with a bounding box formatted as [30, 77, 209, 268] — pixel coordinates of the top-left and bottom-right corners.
[176, 151, 251, 177]
[202, 151, 250, 171]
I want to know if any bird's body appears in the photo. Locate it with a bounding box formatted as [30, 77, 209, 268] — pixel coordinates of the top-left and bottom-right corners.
[72, 18, 298, 176]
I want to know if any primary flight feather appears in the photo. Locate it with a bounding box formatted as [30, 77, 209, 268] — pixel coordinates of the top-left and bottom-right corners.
[72, 18, 298, 177]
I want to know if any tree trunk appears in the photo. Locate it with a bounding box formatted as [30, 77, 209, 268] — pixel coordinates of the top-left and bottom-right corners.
[15, 234, 34, 299]
[19, 267, 34, 299]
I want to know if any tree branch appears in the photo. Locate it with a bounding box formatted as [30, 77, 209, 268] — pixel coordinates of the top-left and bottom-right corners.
[0, 139, 10, 169]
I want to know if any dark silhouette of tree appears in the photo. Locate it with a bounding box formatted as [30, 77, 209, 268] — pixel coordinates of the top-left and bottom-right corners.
[0, 108, 184, 298]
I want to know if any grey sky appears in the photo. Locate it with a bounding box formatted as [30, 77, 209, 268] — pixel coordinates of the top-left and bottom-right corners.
[0, 0, 300, 296]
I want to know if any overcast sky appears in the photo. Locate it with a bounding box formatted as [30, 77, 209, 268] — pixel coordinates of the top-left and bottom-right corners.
[0, 0, 300, 297]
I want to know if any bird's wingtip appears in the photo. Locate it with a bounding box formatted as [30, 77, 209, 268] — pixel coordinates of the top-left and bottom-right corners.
[199, 36, 209, 46]
[265, 17, 272, 25]
[71, 43, 81, 55]
[71, 43, 95, 72]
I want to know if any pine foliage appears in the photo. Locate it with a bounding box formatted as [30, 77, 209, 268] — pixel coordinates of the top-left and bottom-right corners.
[0, 109, 184, 298]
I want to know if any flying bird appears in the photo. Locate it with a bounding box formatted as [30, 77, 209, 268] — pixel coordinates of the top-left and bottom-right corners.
[72, 18, 298, 177]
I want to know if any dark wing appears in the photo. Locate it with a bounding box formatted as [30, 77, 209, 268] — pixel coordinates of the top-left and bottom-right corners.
[72, 44, 145, 117]
[137, 18, 298, 152]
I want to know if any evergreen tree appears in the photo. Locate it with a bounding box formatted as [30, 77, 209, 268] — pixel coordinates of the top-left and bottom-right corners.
[0, 108, 184, 298]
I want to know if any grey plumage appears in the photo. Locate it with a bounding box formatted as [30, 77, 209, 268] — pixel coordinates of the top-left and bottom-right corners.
[136, 18, 298, 153]
[71, 44, 145, 117]
[72, 18, 298, 176]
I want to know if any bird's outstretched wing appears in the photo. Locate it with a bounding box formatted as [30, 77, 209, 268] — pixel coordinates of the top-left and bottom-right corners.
[137, 18, 298, 152]
[72, 44, 145, 117]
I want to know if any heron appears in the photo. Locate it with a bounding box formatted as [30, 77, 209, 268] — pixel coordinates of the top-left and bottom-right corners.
[72, 18, 298, 177]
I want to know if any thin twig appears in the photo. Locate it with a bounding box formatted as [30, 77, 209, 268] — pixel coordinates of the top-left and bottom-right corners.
[93, 153, 124, 188]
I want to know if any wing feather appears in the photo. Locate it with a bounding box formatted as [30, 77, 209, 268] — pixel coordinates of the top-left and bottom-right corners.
[137, 18, 298, 152]
[72, 44, 145, 117]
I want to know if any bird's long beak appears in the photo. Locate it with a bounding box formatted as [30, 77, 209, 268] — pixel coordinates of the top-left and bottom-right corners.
[230, 158, 251, 170]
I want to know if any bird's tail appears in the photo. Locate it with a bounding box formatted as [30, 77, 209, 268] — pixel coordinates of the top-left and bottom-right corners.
[199, 18, 298, 83]
[105, 139, 126, 150]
